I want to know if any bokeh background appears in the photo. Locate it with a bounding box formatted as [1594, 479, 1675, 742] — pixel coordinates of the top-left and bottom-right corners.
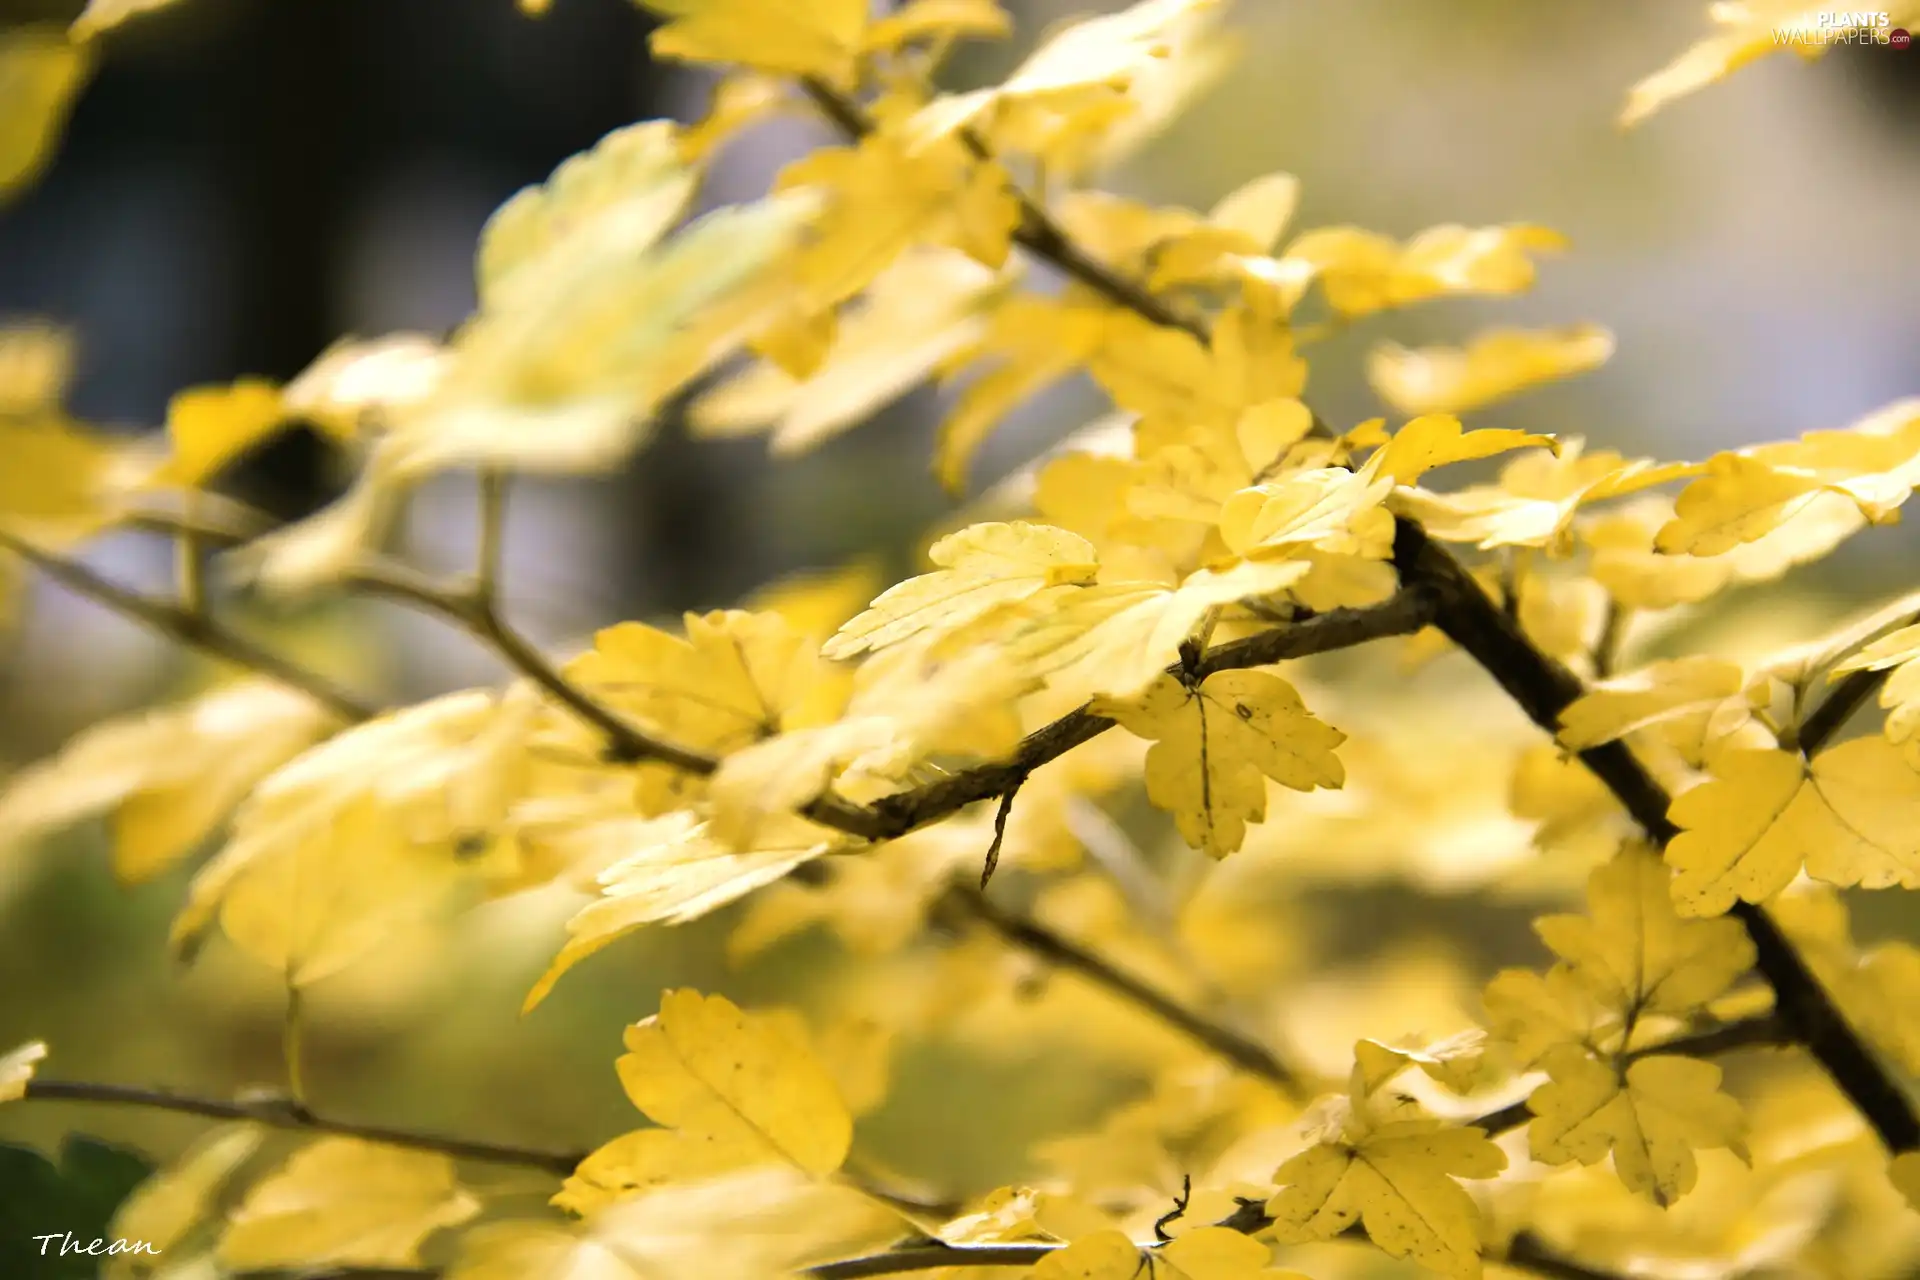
[3, 0, 1919, 1257]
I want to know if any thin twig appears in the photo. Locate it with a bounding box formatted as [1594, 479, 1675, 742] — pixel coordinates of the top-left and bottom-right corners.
[979, 773, 1024, 888]
[0, 527, 376, 723]
[20, 1079, 585, 1174]
[952, 886, 1304, 1097]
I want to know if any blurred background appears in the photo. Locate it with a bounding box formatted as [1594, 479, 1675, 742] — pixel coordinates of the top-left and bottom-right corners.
[2, 0, 1919, 1252]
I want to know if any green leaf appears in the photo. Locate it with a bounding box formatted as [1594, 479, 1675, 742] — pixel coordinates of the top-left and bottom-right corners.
[0, 1136, 156, 1278]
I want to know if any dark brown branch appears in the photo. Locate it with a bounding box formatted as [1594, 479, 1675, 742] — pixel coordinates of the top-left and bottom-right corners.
[951, 886, 1304, 1095]
[1796, 665, 1887, 754]
[1392, 519, 1920, 1155]
[864, 592, 1436, 840]
[20, 1079, 585, 1174]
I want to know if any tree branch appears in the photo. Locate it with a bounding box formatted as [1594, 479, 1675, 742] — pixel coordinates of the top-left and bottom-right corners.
[1392, 519, 1920, 1154]
[863, 591, 1437, 840]
[949, 886, 1305, 1096]
[0, 527, 377, 723]
[19, 1079, 585, 1174]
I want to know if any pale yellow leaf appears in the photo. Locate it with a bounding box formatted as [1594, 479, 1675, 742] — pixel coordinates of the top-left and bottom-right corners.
[1367, 325, 1613, 417]
[0, 29, 90, 203]
[1528, 1046, 1746, 1206]
[0, 1039, 47, 1104]
[1666, 741, 1920, 916]
[823, 521, 1098, 659]
[108, 1126, 264, 1280]
[616, 988, 853, 1178]
[218, 1138, 478, 1269]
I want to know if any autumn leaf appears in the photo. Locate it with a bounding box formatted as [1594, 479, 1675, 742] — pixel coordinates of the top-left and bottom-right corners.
[0, 28, 90, 204]
[1557, 657, 1748, 752]
[1095, 669, 1345, 857]
[1266, 1106, 1506, 1278]
[70, 0, 184, 39]
[639, 0, 869, 88]
[1527, 1046, 1746, 1206]
[154, 378, 298, 489]
[0, 679, 340, 884]
[1533, 843, 1754, 1023]
[1666, 741, 1920, 917]
[614, 988, 853, 1178]
[218, 1139, 479, 1270]
[823, 521, 1099, 659]
[1367, 325, 1613, 417]
[1368, 413, 1557, 487]
[523, 813, 849, 1011]
[107, 1125, 262, 1279]
[0, 1041, 46, 1104]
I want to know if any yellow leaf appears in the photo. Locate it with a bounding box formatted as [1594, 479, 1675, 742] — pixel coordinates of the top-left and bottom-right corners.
[1094, 669, 1345, 857]
[1031, 1230, 1144, 1280]
[1527, 1046, 1746, 1206]
[550, 1127, 750, 1216]
[1392, 441, 1697, 553]
[1007, 557, 1311, 703]
[823, 521, 1098, 659]
[1369, 413, 1557, 487]
[472, 1173, 891, 1280]
[71, 0, 183, 39]
[1481, 965, 1608, 1068]
[707, 717, 894, 849]
[1267, 1114, 1505, 1278]
[218, 1138, 479, 1270]
[1280, 222, 1565, 319]
[0, 679, 339, 884]
[863, 0, 1014, 54]
[1217, 464, 1396, 560]
[1894, 1150, 1920, 1215]
[1353, 1030, 1488, 1096]
[0, 1039, 47, 1103]
[477, 120, 695, 312]
[934, 295, 1110, 492]
[616, 988, 853, 1178]
[171, 686, 540, 982]
[1557, 657, 1746, 752]
[1367, 325, 1613, 417]
[155, 378, 292, 488]
[903, 0, 1225, 152]
[0, 28, 90, 203]
[1157, 1226, 1297, 1278]
[640, 0, 869, 89]
[398, 144, 816, 478]
[523, 814, 848, 1011]
[1621, 3, 1920, 127]
[0, 415, 131, 535]
[693, 248, 1003, 457]
[1534, 843, 1754, 1021]
[108, 1126, 263, 1280]
[283, 333, 447, 439]
[569, 610, 846, 801]
[0, 319, 75, 414]
[1666, 741, 1920, 917]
